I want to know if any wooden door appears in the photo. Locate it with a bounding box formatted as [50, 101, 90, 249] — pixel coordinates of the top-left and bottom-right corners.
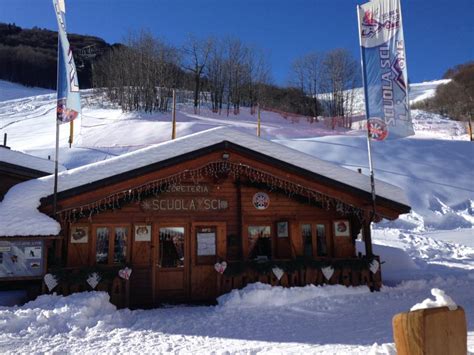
[190, 222, 226, 302]
[155, 224, 189, 302]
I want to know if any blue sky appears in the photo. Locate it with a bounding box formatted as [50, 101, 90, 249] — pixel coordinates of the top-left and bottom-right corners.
[1, 0, 473, 85]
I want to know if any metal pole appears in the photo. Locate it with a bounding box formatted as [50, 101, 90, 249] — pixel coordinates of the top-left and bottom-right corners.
[172, 89, 176, 140]
[257, 103, 261, 137]
[357, 5, 376, 256]
[53, 121, 60, 215]
[53, 34, 60, 216]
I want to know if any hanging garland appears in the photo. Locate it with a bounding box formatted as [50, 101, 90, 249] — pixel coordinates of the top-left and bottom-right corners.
[48, 265, 127, 287]
[57, 160, 368, 223]
[223, 256, 381, 277]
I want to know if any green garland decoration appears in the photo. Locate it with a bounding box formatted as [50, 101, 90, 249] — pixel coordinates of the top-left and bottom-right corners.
[48, 264, 128, 288]
[223, 257, 379, 277]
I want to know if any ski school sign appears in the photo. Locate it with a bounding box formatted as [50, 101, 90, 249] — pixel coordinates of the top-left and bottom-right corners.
[357, 0, 414, 140]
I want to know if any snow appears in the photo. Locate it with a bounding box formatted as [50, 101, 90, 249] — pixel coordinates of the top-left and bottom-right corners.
[0, 276, 473, 353]
[0, 79, 472, 353]
[0, 126, 409, 237]
[410, 288, 458, 311]
[0, 80, 53, 102]
[409, 79, 451, 104]
[0, 146, 65, 174]
[217, 282, 370, 309]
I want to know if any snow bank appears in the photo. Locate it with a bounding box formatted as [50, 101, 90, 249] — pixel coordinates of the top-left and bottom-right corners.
[0, 291, 127, 336]
[410, 288, 458, 311]
[357, 240, 419, 274]
[0, 127, 409, 236]
[217, 282, 370, 309]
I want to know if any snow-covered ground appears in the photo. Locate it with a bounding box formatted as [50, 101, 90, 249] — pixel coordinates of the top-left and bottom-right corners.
[0, 79, 472, 353]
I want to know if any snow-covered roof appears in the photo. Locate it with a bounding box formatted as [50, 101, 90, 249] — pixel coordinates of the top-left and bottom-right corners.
[0, 127, 409, 236]
[0, 147, 66, 175]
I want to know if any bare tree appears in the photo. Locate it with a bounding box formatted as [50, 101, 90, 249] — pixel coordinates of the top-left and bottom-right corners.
[182, 35, 213, 114]
[291, 52, 323, 118]
[93, 30, 181, 112]
[320, 49, 359, 128]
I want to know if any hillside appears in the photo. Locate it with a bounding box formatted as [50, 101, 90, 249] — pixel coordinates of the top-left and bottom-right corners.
[0, 79, 473, 353]
[0, 23, 112, 89]
[0, 79, 471, 233]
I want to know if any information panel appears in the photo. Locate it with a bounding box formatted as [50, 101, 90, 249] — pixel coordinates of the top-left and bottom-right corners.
[0, 240, 44, 278]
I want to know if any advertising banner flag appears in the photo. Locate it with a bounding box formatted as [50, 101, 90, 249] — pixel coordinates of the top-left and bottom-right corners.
[53, 0, 81, 123]
[357, 0, 414, 140]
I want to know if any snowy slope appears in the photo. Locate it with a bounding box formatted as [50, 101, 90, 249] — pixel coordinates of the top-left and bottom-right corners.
[0, 79, 471, 230]
[0, 80, 53, 102]
[0, 79, 472, 353]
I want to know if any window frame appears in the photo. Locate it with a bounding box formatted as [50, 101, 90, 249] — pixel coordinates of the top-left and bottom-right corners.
[92, 223, 131, 266]
[298, 221, 331, 258]
[246, 224, 273, 261]
[158, 225, 186, 268]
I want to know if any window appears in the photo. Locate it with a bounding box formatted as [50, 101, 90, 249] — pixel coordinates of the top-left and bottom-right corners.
[316, 224, 327, 256]
[95, 226, 129, 265]
[248, 226, 272, 260]
[301, 224, 313, 257]
[114, 227, 127, 263]
[96, 227, 109, 264]
[300, 223, 328, 257]
[159, 227, 184, 268]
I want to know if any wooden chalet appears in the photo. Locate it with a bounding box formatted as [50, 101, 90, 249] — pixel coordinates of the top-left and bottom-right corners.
[0, 128, 410, 308]
[0, 141, 65, 201]
[0, 141, 66, 298]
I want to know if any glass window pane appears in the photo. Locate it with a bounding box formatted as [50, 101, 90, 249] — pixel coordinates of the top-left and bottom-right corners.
[159, 227, 185, 268]
[248, 226, 271, 260]
[197, 227, 216, 256]
[316, 224, 327, 256]
[301, 224, 312, 257]
[96, 227, 109, 264]
[114, 227, 127, 263]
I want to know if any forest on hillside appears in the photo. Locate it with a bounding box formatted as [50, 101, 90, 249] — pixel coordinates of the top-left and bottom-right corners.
[413, 62, 474, 124]
[0, 22, 112, 89]
[1, 23, 359, 120]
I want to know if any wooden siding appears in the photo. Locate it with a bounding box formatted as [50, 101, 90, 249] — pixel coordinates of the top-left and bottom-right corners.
[42, 147, 403, 306]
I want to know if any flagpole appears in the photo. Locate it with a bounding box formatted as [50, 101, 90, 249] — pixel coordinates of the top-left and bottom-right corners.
[357, 5, 376, 256]
[257, 103, 261, 137]
[53, 34, 60, 216]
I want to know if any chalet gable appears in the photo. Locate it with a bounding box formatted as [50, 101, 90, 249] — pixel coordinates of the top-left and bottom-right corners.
[0, 127, 410, 237]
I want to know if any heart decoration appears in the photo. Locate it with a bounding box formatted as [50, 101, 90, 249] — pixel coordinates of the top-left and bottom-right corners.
[272, 267, 284, 281]
[321, 266, 334, 280]
[214, 261, 227, 274]
[87, 272, 101, 289]
[369, 259, 380, 274]
[118, 267, 132, 280]
[44, 273, 58, 292]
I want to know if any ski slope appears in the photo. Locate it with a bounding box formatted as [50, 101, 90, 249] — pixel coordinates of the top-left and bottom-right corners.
[0, 80, 472, 354]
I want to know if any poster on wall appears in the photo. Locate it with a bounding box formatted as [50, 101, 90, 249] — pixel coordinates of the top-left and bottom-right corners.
[70, 226, 88, 243]
[0, 240, 44, 278]
[277, 221, 289, 238]
[135, 225, 151, 242]
[334, 220, 350, 237]
[197, 232, 216, 256]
